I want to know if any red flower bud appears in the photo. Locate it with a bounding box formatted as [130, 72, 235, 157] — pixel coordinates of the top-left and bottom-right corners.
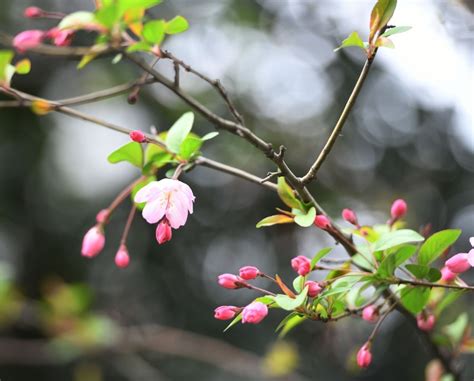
[214, 306, 238, 320]
[81, 225, 105, 258]
[242, 302, 268, 324]
[445, 253, 470, 274]
[291, 255, 311, 276]
[96, 209, 109, 224]
[24, 6, 43, 18]
[390, 199, 407, 220]
[114, 245, 130, 268]
[217, 273, 242, 289]
[130, 130, 146, 143]
[342, 208, 358, 225]
[356, 343, 372, 368]
[13, 30, 45, 53]
[362, 305, 379, 323]
[314, 215, 331, 229]
[156, 218, 172, 244]
[305, 280, 322, 297]
[416, 313, 436, 331]
[239, 266, 260, 280]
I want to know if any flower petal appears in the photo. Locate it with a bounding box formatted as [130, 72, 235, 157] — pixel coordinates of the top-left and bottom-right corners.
[134, 181, 162, 203]
[142, 196, 167, 224]
[166, 192, 189, 228]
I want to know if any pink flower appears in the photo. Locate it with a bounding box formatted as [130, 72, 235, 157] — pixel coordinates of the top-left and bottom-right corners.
[134, 179, 195, 229]
[241, 302, 268, 324]
[445, 253, 471, 274]
[314, 215, 331, 229]
[155, 218, 172, 244]
[417, 314, 436, 331]
[46, 28, 74, 47]
[440, 266, 457, 283]
[218, 273, 242, 289]
[96, 209, 109, 224]
[305, 281, 322, 297]
[114, 245, 130, 268]
[214, 306, 238, 320]
[129, 130, 146, 143]
[239, 266, 260, 280]
[390, 199, 407, 220]
[291, 255, 311, 276]
[362, 305, 379, 323]
[81, 226, 105, 258]
[13, 30, 45, 52]
[342, 208, 358, 225]
[356, 343, 372, 368]
[24, 6, 43, 18]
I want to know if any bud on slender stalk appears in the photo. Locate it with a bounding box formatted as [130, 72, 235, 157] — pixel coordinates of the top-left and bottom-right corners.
[416, 314, 436, 331]
[24, 6, 43, 18]
[81, 225, 105, 258]
[305, 280, 322, 297]
[291, 255, 311, 276]
[241, 302, 268, 324]
[356, 343, 372, 368]
[445, 253, 471, 274]
[114, 244, 130, 268]
[13, 30, 45, 52]
[214, 306, 238, 320]
[239, 266, 260, 280]
[217, 273, 242, 289]
[342, 208, 358, 226]
[155, 218, 172, 244]
[129, 130, 146, 143]
[440, 266, 457, 283]
[314, 215, 331, 230]
[390, 199, 407, 220]
[362, 305, 379, 323]
[96, 209, 109, 224]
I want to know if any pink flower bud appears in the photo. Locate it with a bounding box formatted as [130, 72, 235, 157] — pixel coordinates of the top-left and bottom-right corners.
[390, 199, 407, 220]
[314, 214, 331, 229]
[13, 30, 45, 53]
[96, 209, 109, 224]
[214, 306, 238, 320]
[239, 266, 260, 280]
[81, 226, 105, 258]
[417, 314, 436, 331]
[46, 28, 74, 47]
[155, 218, 172, 244]
[305, 280, 322, 297]
[24, 6, 43, 18]
[440, 266, 457, 283]
[114, 245, 130, 268]
[291, 255, 311, 276]
[356, 343, 372, 368]
[362, 305, 379, 323]
[129, 130, 146, 143]
[445, 253, 471, 274]
[241, 301, 268, 324]
[218, 273, 242, 289]
[342, 208, 358, 225]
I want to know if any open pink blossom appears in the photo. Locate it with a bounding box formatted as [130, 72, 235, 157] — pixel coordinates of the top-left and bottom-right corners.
[13, 30, 45, 52]
[81, 225, 105, 258]
[241, 302, 268, 324]
[134, 179, 195, 229]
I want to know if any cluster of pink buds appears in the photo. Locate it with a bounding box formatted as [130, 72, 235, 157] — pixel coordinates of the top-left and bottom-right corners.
[443, 237, 474, 279]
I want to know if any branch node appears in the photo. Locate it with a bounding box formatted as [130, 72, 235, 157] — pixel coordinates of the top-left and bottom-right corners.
[260, 171, 281, 184]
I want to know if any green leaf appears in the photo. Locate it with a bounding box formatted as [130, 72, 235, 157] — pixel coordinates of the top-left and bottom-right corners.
[0, 50, 14, 83]
[256, 214, 293, 228]
[59, 11, 96, 30]
[435, 290, 464, 316]
[223, 313, 242, 332]
[126, 41, 152, 53]
[443, 313, 469, 346]
[310, 248, 332, 270]
[405, 264, 429, 279]
[119, 0, 162, 12]
[334, 31, 366, 52]
[377, 244, 417, 278]
[375, 37, 395, 49]
[179, 135, 202, 160]
[277, 177, 303, 210]
[143, 20, 166, 45]
[278, 314, 307, 338]
[400, 286, 430, 314]
[15, 59, 31, 74]
[201, 131, 219, 141]
[165, 16, 189, 34]
[381, 26, 412, 37]
[165, 112, 194, 153]
[426, 268, 442, 282]
[294, 207, 316, 228]
[369, 0, 397, 42]
[418, 229, 461, 266]
[292, 276, 304, 294]
[272, 287, 308, 311]
[107, 142, 143, 168]
[373, 229, 424, 251]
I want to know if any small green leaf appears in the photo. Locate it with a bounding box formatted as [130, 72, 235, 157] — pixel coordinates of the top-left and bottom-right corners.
[111, 53, 123, 64]
[334, 31, 366, 52]
[373, 229, 424, 251]
[165, 112, 194, 153]
[435, 290, 464, 316]
[443, 313, 469, 346]
[165, 16, 189, 34]
[179, 135, 202, 160]
[294, 207, 316, 228]
[381, 26, 411, 38]
[369, 0, 398, 43]
[0, 50, 14, 83]
[375, 36, 395, 49]
[418, 229, 462, 266]
[310, 248, 332, 270]
[223, 313, 242, 332]
[278, 314, 307, 338]
[405, 264, 429, 279]
[126, 41, 152, 53]
[59, 11, 96, 30]
[108, 142, 143, 168]
[292, 276, 304, 294]
[425, 268, 442, 283]
[143, 20, 166, 45]
[256, 214, 294, 228]
[119, 0, 162, 13]
[201, 131, 219, 141]
[277, 177, 303, 210]
[377, 245, 417, 278]
[400, 286, 430, 314]
[15, 59, 31, 74]
[272, 287, 308, 311]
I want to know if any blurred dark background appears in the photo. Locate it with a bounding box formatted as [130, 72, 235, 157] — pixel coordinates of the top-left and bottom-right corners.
[0, 0, 473, 380]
